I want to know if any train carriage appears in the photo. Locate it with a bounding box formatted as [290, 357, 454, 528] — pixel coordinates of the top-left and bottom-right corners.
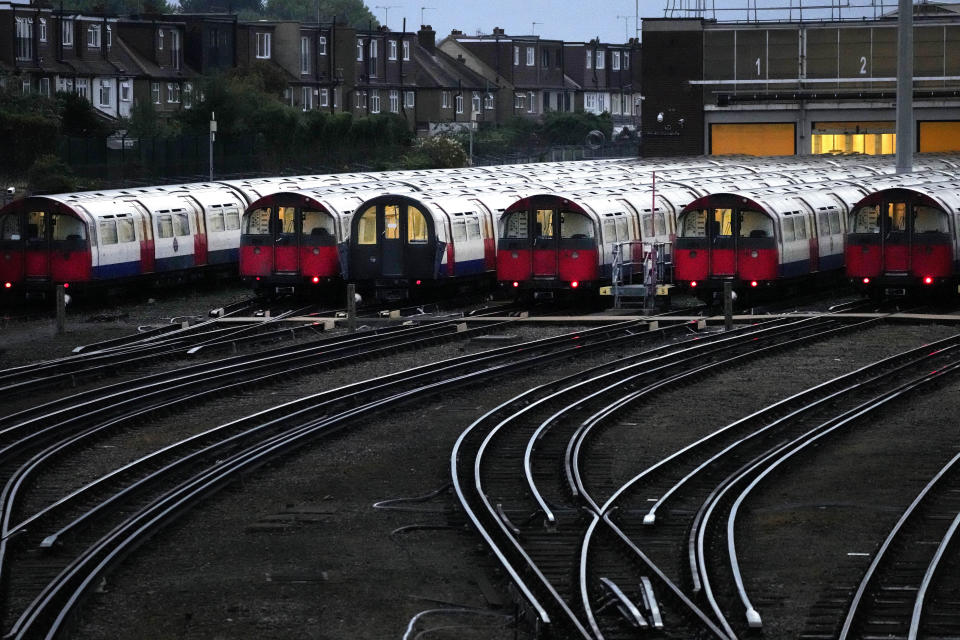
[846, 179, 960, 296]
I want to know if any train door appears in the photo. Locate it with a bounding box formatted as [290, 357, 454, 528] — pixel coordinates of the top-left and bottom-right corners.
[532, 207, 558, 277]
[0, 208, 24, 286]
[382, 204, 402, 276]
[272, 205, 299, 273]
[708, 207, 736, 276]
[880, 201, 910, 272]
[24, 209, 50, 279]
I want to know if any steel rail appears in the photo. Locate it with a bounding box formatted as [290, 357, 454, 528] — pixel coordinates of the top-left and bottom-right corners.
[908, 485, 960, 640]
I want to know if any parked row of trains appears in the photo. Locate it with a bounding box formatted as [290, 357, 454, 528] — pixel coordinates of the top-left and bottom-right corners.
[3, 154, 960, 303]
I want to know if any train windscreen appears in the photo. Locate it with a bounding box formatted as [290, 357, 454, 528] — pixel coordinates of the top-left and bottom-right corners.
[0, 213, 21, 240]
[739, 210, 774, 238]
[501, 211, 528, 239]
[560, 211, 594, 239]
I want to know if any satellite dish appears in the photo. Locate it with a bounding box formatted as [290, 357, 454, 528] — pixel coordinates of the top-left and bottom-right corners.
[586, 130, 605, 149]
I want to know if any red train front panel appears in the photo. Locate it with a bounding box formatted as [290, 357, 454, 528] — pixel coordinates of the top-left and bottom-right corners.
[847, 190, 954, 291]
[1, 200, 92, 293]
[675, 196, 779, 293]
[498, 197, 599, 293]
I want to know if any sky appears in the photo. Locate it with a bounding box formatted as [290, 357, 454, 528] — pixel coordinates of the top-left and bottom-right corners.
[363, 0, 902, 44]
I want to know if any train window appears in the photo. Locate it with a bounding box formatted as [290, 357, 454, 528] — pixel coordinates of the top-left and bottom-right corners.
[850, 205, 880, 233]
[501, 211, 528, 239]
[654, 212, 667, 236]
[208, 211, 226, 233]
[117, 218, 136, 243]
[99, 220, 119, 245]
[887, 203, 908, 232]
[642, 214, 654, 237]
[173, 213, 191, 237]
[224, 209, 240, 230]
[26, 211, 46, 241]
[679, 210, 707, 237]
[739, 210, 773, 238]
[244, 208, 271, 235]
[535, 209, 554, 238]
[914, 205, 949, 233]
[794, 216, 807, 240]
[818, 212, 830, 236]
[711, 209, 733, 237]
[408, 206, 428, 243]
[452, 220, 467, 243]
[0, 214, 20, 240]
[52, 215, 86, 241]
[277, 206, 297, 235]
[560, 212, 594, 239]
[357, 206, 377, 245]
[157, 214, 174, 238]
[384, 205, 401, 240]
[302, 210, 334, 238]
[466, 218, 481, 241]
[781, 217, 796, 242]
[603, 219, 616, 243]
[829, 211, 842, 235]
[615, 217, 628, 242]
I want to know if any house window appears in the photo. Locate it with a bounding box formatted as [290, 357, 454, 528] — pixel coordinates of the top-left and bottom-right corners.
[585, 50, 592, 69]
[455, 93, 463, 114]
[514, 92, 524, 110]
[612, 51, 620, 70]
[472, 92, 480, 113]
[389, 89, 398, 113]
[75, 78, 89, 99]
[184, 82, 193, 107]
[21, 77, 30, 94]
[526, 46, 534, 66]
[319, 36, 327, 55]
[356, 39, 363, 61]
[57, 77, 74, 92]
[404, 90, 414, 108]
[62, 20, 73, 46]
[370, 89, 380, 113]
[541, 49, 549, 68]
[208, 29, 217, 48]
[484, 93, 494, 109]
[152, 82, 161, 104]
[402, 40, 410, 60]
[624, 52, 630, 69]
[39, 18, 47, 43]
[172, 31, 180, 69]
[584, 92, 597, 111]
[320, 87, 328, 106]
[40, 77, 51, 96]
[333, 87, 339, 107]
[167, 82, 180, 103]
[368, 39, 377, 77]
[388, 40, 397, 60]
[15, 18, 33, 61]
[158, 29, 164, 50]
[596, 50, 605, 69]
[87, 24, 100, 48]
[106, 25, 112, 47]
[301, 37, 310, 74]
[527, 91, 535, 113]
[513, 46, 519, 66]
[120, 80, 131, 102]
[256, 32, 271, 59]
[99, 79, 111, 106]
[302, 86, 312, 110]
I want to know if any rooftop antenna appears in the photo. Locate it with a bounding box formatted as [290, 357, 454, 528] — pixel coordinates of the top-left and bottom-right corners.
[617, 14, 631, 40]
[532, 21, 541, 35]
[420, 6, 435, 26]
[375, 4, 399, 28]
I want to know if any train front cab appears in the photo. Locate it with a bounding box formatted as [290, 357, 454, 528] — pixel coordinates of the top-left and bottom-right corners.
[846, 189, 953, 296]
[497, 196, 599, 297]
[675, 196, 778, 298]
[348, 195, 437, 299]
[0, 198, 90, 298]
[241, 194, 340, 295]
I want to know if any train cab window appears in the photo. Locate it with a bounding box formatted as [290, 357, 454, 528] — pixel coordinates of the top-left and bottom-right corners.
[886, 202, 908, 232]
[157, 214, 174, 238]
[739, 210, 774, 238]
[500, 211, 528, 238]
[208, 211, 226, 233]
[244, 208, 271, 235]
[276, 206, 297, 236]
[52, 214, 86, 242]
[679, 210, 707, 237]
[384, 205, 401, 240]
[302, 210, 335, 239]
[914, 205, 949, 233]
[0, 213, 20, 240]
[560, 211, 594, 239]
[26, 211, 47, 241]
[850, 205, 880, 233]
[224, 209, 240, 230]
[173, 212, 191, 237]
[357, 206, 377, 245]
[452, 220, 467, 243]
[99, 220, 119, 245]
[535, 209, 554, 238]
[408, 206, 428, 244]
[117, 218, 136, 243]
[711, 209, 733, 237]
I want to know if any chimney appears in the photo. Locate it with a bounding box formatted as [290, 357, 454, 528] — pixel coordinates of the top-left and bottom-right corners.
[492, 27, 505, 35]
[418, 24, 435, 52]
[450, 29, 462, 36]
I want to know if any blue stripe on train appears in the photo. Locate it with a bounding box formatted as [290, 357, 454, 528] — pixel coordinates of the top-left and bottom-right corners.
[451, 257, 489, 277]
[208, 247, 239, 265]
[155, 254, 196, 272]
[92, 260, 141, 280]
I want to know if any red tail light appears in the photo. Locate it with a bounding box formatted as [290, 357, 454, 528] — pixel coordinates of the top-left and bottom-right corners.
[63, 283, 69, 289]
[415, 280, 422, 285]
[312, 276, 319, 284]
[924, 276, 934, 285]
[512, 281, 519, 288]
[255, 277, 261, 281]
[690, 281, 698, 288]
[3, 282, 10, 289]
[571, 281, 579, 289]
[862, 277, 870, 284]
[750, 281, 758, 288]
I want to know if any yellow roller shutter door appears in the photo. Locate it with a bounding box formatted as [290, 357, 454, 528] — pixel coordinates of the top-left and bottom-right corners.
[919, 122, 960, 153]
[710, 123, 796, 156]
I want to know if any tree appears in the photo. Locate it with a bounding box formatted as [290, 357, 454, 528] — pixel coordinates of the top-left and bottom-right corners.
[262, 0, 378, 27]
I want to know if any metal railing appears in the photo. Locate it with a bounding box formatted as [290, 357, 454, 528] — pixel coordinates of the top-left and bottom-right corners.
[610, 241, 672, 310]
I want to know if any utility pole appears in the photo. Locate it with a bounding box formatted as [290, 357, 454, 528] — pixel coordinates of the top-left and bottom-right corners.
[895, 0, 914, 173]
[209, 111, 216, 181]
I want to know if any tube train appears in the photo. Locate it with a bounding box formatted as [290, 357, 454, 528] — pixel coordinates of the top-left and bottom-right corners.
[846, 178, 960, 297]
[0, 158, 657, 298]
[673, 169, 960, 298]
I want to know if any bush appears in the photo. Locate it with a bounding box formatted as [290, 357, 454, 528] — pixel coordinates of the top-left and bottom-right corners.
[401, 135, 468, 169]
[28, 155, 77, 194]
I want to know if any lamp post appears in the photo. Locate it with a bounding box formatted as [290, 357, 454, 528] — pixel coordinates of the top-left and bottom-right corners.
[209, 111, 216, 181]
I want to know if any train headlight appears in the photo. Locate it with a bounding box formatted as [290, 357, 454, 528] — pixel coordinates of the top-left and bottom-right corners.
[571, 251, 579, 259]
[924, 276, 934, 285]
[512, 251, 519, 259]
[750, 250, 758, 258]
[750, 281, 758, 288]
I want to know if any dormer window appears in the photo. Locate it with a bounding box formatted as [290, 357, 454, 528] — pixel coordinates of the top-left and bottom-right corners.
[596, 50, 605, 69]
[388, 39, 397, 60]
[402, 40, 410, 60]
[62, 19, 73, 46]
[87, 24, 100, 48]
[356, 39, 363, 61]
[106, 25, 112, 48]
[319, 35, 327, 55]
[256, 32, 270, 59]
[39, 19, 47, 43]
[158, 29, 164, 50]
